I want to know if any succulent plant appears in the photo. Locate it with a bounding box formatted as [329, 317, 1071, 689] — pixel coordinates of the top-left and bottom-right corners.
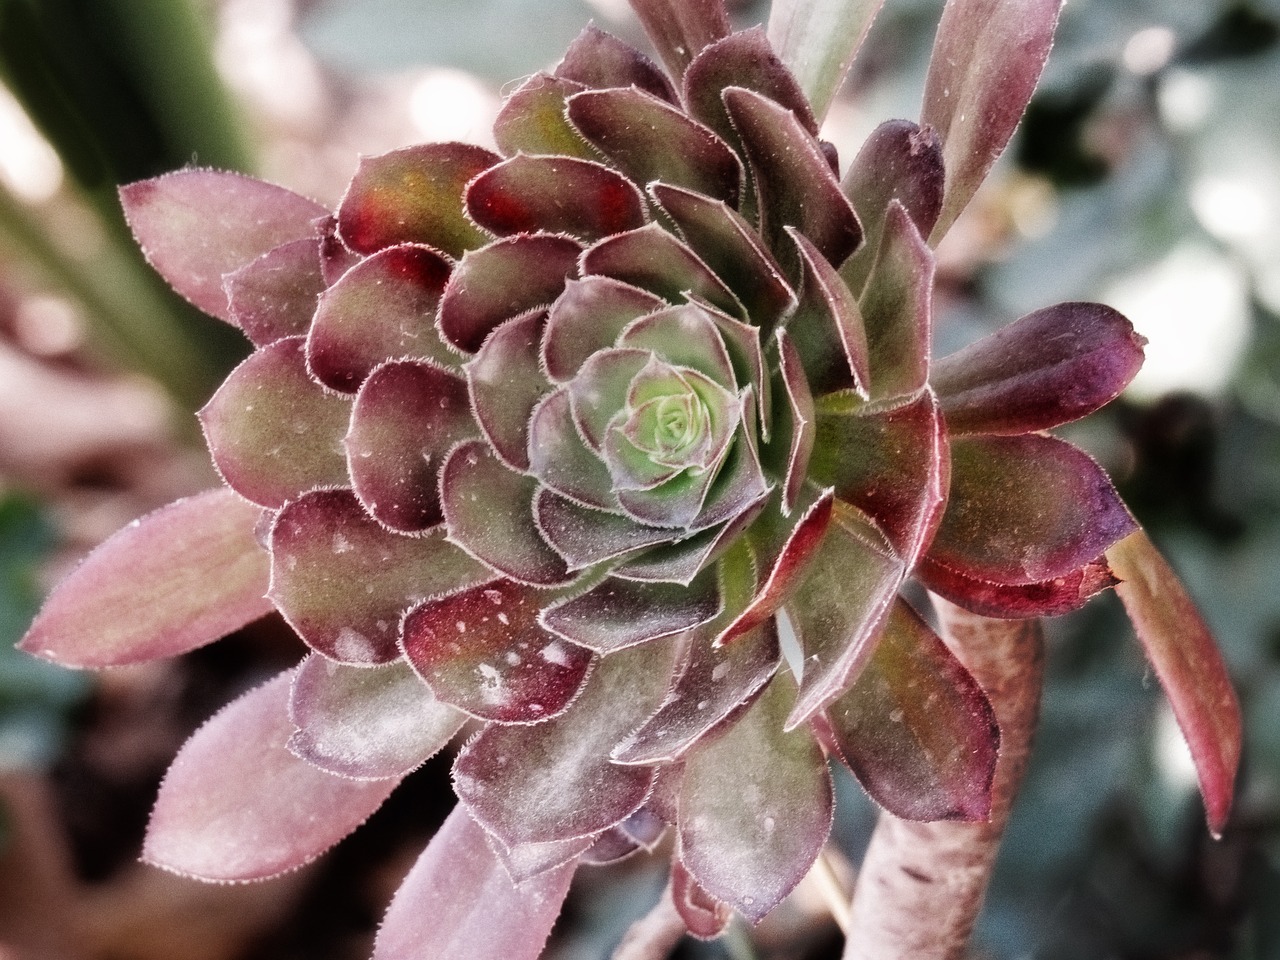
[19, 0, 1242, 956]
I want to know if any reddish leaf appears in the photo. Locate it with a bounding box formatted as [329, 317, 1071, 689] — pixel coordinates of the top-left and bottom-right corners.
[224, 238, 326, 347]
[307, 244, 456, 393]
[270, 489, 490, 663]
[542, 277, 665, 384]
[823, 598, 999, 821]
[859, 202, 934, 400]
[288, 656, 464, 779]
[120, 171, 326, 321]
[1107, 531, 1242, 836]
[772, 330, 816, 515]
[144, 672, 397, 880]
[454, 638, 678, 845]
[541, 572, 720, 655]
[555, 24, 677, 102]
[920, 555, 1118, 619]
[199, 337, 351, 508]
[493, 73, 596, 160]
[679, 675, 833, 922]
[336, 143, 498, 257]
[627, 0, 731, 77]
[932, 302, 1145, 436]
[347, 360, 476, 533]
[784, 228, 871, 396]
[438, 234, 582, 353]
[535, 489, 670, 569]
[921, 0, 1064, 241]
[466, 310, 553, 471]
[372, 807, 575, 960]
[319, 214, 361, 285]
[402, 578, 593, 724]
[20, 490, 271, 667]
[527, 390, 620, 511]
[672, 860, 733, 939]
[927, 434, 1137, 585]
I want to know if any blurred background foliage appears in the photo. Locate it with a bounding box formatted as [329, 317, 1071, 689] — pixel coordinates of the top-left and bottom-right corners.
[0, 0, 1278, 957]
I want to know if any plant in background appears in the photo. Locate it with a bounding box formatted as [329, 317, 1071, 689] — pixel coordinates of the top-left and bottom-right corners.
[17, 0, 1243, 957]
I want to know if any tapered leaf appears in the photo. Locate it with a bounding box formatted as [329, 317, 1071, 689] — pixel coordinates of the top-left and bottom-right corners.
[466, 310, 553, 471]
[823, 598, 999, 821]
[627, 0, 731, 77]
[932, 302, 1145, 435]
[921, 0, 1063, 241]
[535, 489, 670, 569]
[289, 656, 464, 780]
[224, 238, 326, 347]
[767, 0, 885, 121]
[679, 675, 833, 922]
[542, 572, 720, 654]
[372, 807, 576, 960]
[120, 171, 327, 322]
[859, 202, 934, 400]
[144, 672, 397, 880]
[772, 330, 816, 514]
[20, 490, 271, 667]
[581, 225, 742, 318]
[555, 24, 677, 102]
[784, 228, 870, 396]
[919, 555, 1118, 619]
[493, 73, 596, 160]
[1107, 531, 1242, 836]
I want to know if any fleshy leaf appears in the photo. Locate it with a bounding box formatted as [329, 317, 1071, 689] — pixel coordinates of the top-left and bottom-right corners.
[270, 489, 490, 663]
[672, 860, 733, 939]
[20, 489, 271, 667]
[722, 87, 862, 275]
[144, 672, 397, 881]
[307, 244, 456, 393]
[541, 572, 720, 654]
[224, 238, 326, 347]
[402, 578, 593, 724]
[1106, 531, 1242, 836]
[568, 88, 742, 208]
[336, 143, 498, 257]
[542, 277, 665, 384]
[618, 304, 737, 388]
[347, 360, 476, 533]
[120, 171, 327, 322]
[927, 434, 1137, 585]
[931, 302, 1145, 436]
[466, 154, 647, 242]
[288, 655, 464, 780]
[567, 348, 652, 452]
[784, 227, 871, 396]
[627, 0, 731, 78]
[441, 441, 573, 587]
[555, 24, 677, 102]
[823, 598, 999, 821]
[580, 828, 641, 866]
[786, 502, 905, 727]
[921, 0, 1064, 241]
[679, 674, 833, 922]
[772, 329, 816, 514]
[199, 337, 351, 508]
[493, 73, 596, 160]
[527, 390, 620, 510]
[466, 310, 553, 471]
[920, 555, 1117, 619]
[454, 638, 678, 845]
[319, 214, 361, 285]
[858, 202, 934, 400]
[488, 833, 595, 884]
[372, 807, 575, 960]
[535, 489, 670, 569]
[766, 0, 886, 121]
[438, 234, 582, 354]
[839, 120, 944, 295]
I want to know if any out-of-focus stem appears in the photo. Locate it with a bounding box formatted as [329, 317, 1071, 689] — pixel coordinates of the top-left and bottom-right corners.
[612, 882, 686, 960]
[842, 601, 1045, 960]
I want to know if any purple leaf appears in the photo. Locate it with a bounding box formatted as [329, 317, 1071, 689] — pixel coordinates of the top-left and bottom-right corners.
[198, 337, 351, 508]
[466, 310, 553, 471]
[722, 87, 862, 275]
[672, 860, 733, 939]
[336, 143, 498, 257]
[372, 807, 575, 960]
[120, 171, 327, 322]
[541, 572, 721, 654]
[307, 244, 456, 393]
[839, 120, 944, 296]
[823, 598, 999, 821]
[568, 88, 742, 208]
[784, 227, 871, 396]
[927, 434, 1137, 585]
[542, 277, 665, 384]
[859, 202, 934, 400]
[766, 0, 886, 121]
[440, 440, 574, 587]
[627, 0, 731, 77]
[932, 302, 1146, 435]
[347, 359, 476, 533]
[679, 674, 833, 922]
[493, 73, 595, 160]
[527, 390, 621, 511]
[270, 489, 490, 663]
[288, 655, 464, 779]
[555, 24, 677, 102]
[488, 832, 596, 884]
[224, 238, 326, 347]
[20, 489, 271, 667]
[919, 555, 1118, 619]
[454, 638, 679, 845]
[319, 214, 361, 285]
[401, 578, 593, 724]
[580, 828, 642, 866]
[439, 235, 582, 354]
[921, 0, 1064, 241]
[1107, 531, 1242, 836]
[466, 154, 647, 242]
[144, 671, 397, 880]
[535, 489, 670, 569]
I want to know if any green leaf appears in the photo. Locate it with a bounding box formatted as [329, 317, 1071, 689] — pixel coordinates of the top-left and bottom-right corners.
[766, 0, 886, 121]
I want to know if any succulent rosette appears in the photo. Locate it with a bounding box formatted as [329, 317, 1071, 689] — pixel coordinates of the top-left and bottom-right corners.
[20, 0, 1242, 955]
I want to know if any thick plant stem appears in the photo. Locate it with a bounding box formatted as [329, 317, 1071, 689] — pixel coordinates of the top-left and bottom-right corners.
[612, 882, 686, 960]
[842, 601, 1045, 960]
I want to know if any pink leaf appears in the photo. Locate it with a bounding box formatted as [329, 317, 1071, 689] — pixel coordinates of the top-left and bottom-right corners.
[672, 860, 732, 939]
[919, 555, 1117, 619]
[466, 310, 553, 471]
[541, 573, 721, 655]
[224, 238, 326, 347]
[144, 671, 397, 880]
[20, 489, 271, 667]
